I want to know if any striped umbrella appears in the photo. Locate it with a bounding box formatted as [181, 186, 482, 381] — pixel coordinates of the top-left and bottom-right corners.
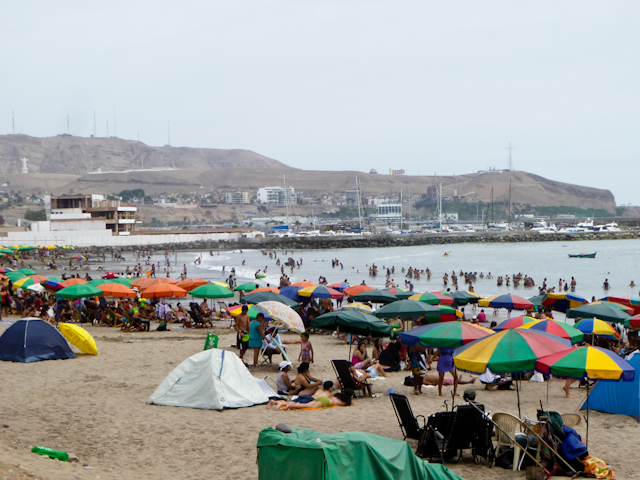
[429, 291, 456, 305]
[328, 282, 351, 292]
[573, 318, 621, 339]
[227, 304, 265, 319]
[297, 285, 343, 299]
[340, 303, 374, 314]
[401, 322, 494, 348]
[518, 319, 584, 344]
[408, 292, 443, 305]
[190, 283, 234, 299]
[493, 315, 539, 331]
[484, 293, 533, 310]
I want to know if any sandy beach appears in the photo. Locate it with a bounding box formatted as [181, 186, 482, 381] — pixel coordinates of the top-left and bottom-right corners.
[0, 312, 636, 480]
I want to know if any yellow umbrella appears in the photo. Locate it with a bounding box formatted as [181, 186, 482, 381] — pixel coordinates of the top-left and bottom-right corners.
[211, 281, 231, 289]
[46, 245, 58, 249]
[59, 323, 98, 355]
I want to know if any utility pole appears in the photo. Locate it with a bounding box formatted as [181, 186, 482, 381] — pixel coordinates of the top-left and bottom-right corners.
[508, 177, 512, 225]
[507, 143, 515, 171]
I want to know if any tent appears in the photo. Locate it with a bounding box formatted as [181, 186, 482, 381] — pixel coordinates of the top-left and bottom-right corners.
[581, 351, 640, 421]
[0, 318, 76, 363]
[147, 349, 269, 410]
[257, 427, 465, 480]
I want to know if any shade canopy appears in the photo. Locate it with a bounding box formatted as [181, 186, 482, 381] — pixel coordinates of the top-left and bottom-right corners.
[310, 310, 392, 337]
[374, 300, 441, 320]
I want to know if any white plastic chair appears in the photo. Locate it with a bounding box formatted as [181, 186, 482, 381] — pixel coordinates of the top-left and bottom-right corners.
[492, 412, 522, 471]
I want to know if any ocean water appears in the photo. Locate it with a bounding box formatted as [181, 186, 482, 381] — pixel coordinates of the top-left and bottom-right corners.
[187, 238, 640, 300]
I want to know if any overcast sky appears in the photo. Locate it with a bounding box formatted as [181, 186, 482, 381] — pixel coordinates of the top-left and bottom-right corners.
[2, 1, 639, 204]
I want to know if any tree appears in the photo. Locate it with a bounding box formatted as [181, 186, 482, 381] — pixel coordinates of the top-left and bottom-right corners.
[25, 209, 46, 221]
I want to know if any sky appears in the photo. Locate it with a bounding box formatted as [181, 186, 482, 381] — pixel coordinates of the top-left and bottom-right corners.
[1, 1, 639, 204]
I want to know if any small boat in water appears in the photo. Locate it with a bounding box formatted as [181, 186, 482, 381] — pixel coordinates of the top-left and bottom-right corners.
[568, 252, 596, 258]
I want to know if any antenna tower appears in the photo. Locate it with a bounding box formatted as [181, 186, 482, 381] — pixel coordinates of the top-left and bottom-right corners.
[507, 143, 514, 171]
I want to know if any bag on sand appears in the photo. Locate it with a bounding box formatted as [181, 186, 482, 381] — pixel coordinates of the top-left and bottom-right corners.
[204, 333, 219, 350]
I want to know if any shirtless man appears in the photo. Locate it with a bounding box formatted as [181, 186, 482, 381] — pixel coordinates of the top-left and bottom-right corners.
[235, 305, 250, 361]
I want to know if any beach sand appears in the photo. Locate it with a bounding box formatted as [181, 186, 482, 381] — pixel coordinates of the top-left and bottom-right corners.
[0, 317, 636, 480]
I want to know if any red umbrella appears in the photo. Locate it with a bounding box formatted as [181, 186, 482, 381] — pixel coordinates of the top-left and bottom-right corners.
[101, 271, 120, 279]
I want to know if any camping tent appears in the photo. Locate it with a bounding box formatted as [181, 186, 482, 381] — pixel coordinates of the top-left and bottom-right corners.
[147, 348, 269, 410]
[257, 427, 465, 480]
[581, 351, 640, 421]
[0, 318, 76, 363]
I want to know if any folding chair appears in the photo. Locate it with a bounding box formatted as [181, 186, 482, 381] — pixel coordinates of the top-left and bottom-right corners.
[331, 359, 370, 398]
[389, 393, 426, 441]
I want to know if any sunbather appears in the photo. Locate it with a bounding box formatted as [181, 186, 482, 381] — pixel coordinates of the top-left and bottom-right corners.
[294, 362, 322, 395]
[266, 389, 353, 410]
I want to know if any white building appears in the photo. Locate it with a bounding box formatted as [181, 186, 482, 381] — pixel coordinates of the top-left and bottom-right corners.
[257, 186, 297, 206]
[225, 191, 250, 204]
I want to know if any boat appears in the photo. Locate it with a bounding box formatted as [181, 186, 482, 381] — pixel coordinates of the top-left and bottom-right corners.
[568, 253, 596, 258]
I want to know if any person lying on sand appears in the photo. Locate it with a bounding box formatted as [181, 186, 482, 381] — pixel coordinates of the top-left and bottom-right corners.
[423, 374, 475, 387]
[266, 389, 353, 410]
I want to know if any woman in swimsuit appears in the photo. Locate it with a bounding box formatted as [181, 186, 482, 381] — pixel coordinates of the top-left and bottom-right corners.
[352, 340, 371, 369]
[294, 362, 322, 396]
[266, 389, 353, 410]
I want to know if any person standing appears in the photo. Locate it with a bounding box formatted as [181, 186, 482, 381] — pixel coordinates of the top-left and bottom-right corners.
[249, 313, 267, 366]
[235, 305, 250, 361]
[437, 347, 459, 397]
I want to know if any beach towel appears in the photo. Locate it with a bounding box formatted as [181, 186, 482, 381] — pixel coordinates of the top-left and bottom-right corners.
[582, 455, 615, 479]
[277, 403, 355, 411]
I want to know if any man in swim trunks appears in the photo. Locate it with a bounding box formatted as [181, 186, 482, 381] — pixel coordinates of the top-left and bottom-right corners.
[235, 305, 250, 361]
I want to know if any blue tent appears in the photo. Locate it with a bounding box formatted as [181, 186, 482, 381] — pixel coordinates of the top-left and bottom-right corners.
[581, 352, 640, 421]
[0, 318, 76, 363]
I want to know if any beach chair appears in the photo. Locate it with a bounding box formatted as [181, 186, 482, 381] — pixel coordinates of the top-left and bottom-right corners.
[416, 411, 456, 461]
[389, 393, 426, 441]
[560, 413, 581, 428]
[492, 412, 522, 471]
[331, 359, 370, 398]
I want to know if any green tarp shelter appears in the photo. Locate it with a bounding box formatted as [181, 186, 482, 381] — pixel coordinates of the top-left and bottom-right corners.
[257, 427, 466, 480]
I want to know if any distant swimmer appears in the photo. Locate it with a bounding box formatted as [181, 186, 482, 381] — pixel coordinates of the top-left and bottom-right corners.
[603, 279, 610, 290]
[630, 281, 636, 288]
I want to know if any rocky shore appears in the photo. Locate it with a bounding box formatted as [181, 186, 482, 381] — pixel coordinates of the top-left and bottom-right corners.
[106, 230, 640, 252]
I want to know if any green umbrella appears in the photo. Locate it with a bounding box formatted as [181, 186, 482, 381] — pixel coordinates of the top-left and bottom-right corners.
[241, 291, 299, 309]
[374, 300, 441, 320]
[87, 279, 108, 287]
[108, 278, 132, 287]
[350, 289, 398, 304]
[0, 248, 14, 254]
[17, 268, 38, 276]
[56, 284, 104, 300]
[234, 282, 260, 292]
[18, 246, 37, 252]
[5, 272, 26, 282]
[407, 292, 441, 305]
[43, 276, 64, 283]
[567, 303, 631, 324]
[527, 295, 546, 311]
[311, 310, 392, 337]
[190, 283, 234, 299]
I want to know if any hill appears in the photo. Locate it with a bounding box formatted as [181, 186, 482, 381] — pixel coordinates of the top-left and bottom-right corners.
[0, 135, 617, 213]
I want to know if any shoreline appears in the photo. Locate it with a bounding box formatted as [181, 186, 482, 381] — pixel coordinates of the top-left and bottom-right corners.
[106, 230, 640, 252]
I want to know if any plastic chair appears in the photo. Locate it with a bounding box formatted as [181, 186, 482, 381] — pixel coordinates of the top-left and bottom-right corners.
[492, 412, 522, 471]
[561, 413, 581, 428]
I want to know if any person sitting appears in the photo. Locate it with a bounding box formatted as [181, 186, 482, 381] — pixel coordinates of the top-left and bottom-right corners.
[480, 367, 513, 390]
[352, 340, 372, 369]
[378, 341, 402, 372]
[266, 389, 353, 410]
[275, 361, 296, 395]
[294, 362, 322, 396]
[263, 326, 287, 364]
[347, 365, 373, 397]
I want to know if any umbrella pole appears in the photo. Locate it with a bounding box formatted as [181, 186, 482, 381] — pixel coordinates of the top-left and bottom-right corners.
[546, 376, 549, 402]
[516, 379, 522, 419]
[586, 382, 590, 449]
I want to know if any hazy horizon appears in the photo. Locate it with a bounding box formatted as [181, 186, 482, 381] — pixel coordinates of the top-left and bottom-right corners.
[1, 1, 638, 204]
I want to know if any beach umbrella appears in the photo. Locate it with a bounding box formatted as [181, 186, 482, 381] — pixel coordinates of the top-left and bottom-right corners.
[541, 293, 589, 313]
[5, 272, 26, 282]
[256, 301, 305, 333]
[628, 315, 640, 330]
[343, 284, 375, 296]
[252, 286, 281, 294]
[407, 292, 441, 305]
[234, 282, 260, 292]
[573, 318, 621, 339]
[59, 323, 98, 355]
[17, 268, 38, 276]
[374, 299, 441, 320]
[64, 278, 87, 286]
[328, 282, 351, 292]
[437, 305, 465, 322]
[42, 279, 68, 291]
[350, 289, 398, 304]
[536, 346, 634, 448]
[97, 283, 137, 298]
[0, 250, 14, 256]
[567, 303, 631, 324]
[71, 254, 85, 260]
[227, 304, 264, 319]
[17, 246, 37, 252]
[527, 295, 546, 311]
[177, 278, 209, 291]
[13, 276, 48, 290]
[402, 322, 495, 349]
[340, 303, 373, 314]
[0, 253, 5, 258]
[8, 245, 18, 250]
[291, 281, 318, 288]
[297, 285, 343, 299]
[101, 271, 119, 279]
[56, 284, 104, 300]
[0, 267, 13, 273]
[45, 245, 58, 249]
[87, 279, 108, 287]
[311, 309, 392, 338]
[486, 293, 532, 310]
[590, 301, 634, 315]
[131, 278, 178, 290]
[443, 291, 473, 306]
[518, 319, 584, 344]
[493, 315, 540, 331]
[279, 286, 303, 301]
[454, 328, 572, 417]
[141, 284, 187, 299]
[190, 283, 234, 299]
[240, 291, 299, 309]
[428, 291, 457, 306]
[383, 287, 414, 300]
[211, 281, 231, 289]
[108, 278, 132, 287]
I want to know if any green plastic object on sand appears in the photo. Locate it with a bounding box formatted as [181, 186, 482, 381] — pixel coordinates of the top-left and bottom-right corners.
[31, 446, 69, 461]
[204, 333, 218, 350]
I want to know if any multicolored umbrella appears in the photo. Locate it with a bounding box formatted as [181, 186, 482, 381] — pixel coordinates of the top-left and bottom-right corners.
[436, 305, 465, 322]
[141, 284, 188, 299]
[383, 287, 414, 300]
[374, 299, 441, 320]
[328, 282, 351, 291]
[59, 323, 98, 355]
[101, 271, 120, 279]
[536, 346, 635, 448]
[567, 303, 631, 324]
[98, 283, 137, 298]
[227, 304, 264, 319]
[454, 328, 571, 374]
[0, 267, 13, 273]
[311, 309, 392, 337]
[343, 284, 375, 296]
[493, 315, 539, 331]
[408, 292, 441, 305]
[56, 284, 104, 299]
[483, 293, 533, 310]
[42, 279, 68, 291]
[211, 281, 231, 289]
[297, 285, 343, 299]
[401, 322, 495, 348]
[542, 293, 589, 313]
[190, 283, 234, 299]
[71, 254, 86, 260]
[340, 302, 373, 314]
[350, 289, 398, 304]
[428, 291, 456, 306]
[518, 319, 584, 344]
[573, 318, 621, 339]
[234, 282, 260, 292]
[256, 301, 305, 333]
[13, 276, 48, 290]
[279, 286, 302, 301]
[628, 314, 640, 330]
